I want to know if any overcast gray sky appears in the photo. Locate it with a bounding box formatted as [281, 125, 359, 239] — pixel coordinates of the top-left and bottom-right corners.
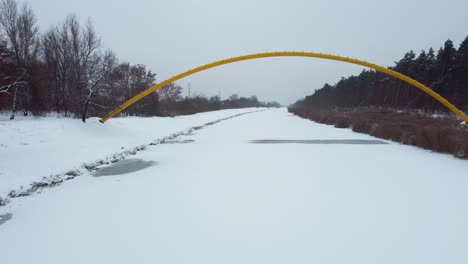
[29, 0, 468, 104]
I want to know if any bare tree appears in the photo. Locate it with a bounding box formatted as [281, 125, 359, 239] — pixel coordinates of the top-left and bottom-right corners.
[0, 0, 39, 65]
[0, 68, 27, 119]
[16, 3, 39, 64]
[0, 0, 39, 116]
[0, 1, 285, 118]
[42, 15, 100, 115]
[157, 83, 183, 102]
[125, 64, 156, 115]
[0, 0, 19, 62]
[157, 83, 182, 114]
[229, 94, 239, 101]
[81, 50, 117, 122]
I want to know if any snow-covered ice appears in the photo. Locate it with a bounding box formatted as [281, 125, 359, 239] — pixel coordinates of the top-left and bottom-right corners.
[0, 108, 259, 196]
[1, 108, 467, 264]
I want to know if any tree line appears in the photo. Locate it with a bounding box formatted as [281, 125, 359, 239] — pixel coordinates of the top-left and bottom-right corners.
[0, 0, 279, 121]
[293, 37, 468, 113]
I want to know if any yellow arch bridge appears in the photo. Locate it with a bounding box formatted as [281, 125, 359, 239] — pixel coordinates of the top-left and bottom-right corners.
[99, 52, 468, 123]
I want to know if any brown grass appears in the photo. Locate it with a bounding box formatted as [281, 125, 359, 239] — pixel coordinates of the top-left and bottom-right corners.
[289, 107, 468, 159]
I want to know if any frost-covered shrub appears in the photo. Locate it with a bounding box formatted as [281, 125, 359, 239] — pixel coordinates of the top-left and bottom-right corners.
[0, 196, 9, 206]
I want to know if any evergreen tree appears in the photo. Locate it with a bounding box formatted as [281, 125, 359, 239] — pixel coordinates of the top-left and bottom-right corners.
[436, 39, 457, 78]
[293, 38, 467, 112]
[453, 36, 468, 83]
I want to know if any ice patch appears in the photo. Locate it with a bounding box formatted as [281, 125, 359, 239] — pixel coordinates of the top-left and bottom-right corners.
[93, 159, 157, 177]
[0, 213, 12, 226]
[249, 139, 388, 144]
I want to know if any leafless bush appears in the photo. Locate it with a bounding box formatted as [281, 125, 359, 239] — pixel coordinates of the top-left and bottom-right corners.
[289, 106, 468, 159]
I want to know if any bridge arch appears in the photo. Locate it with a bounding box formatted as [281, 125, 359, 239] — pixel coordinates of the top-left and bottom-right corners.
[99, 52, 468, 123]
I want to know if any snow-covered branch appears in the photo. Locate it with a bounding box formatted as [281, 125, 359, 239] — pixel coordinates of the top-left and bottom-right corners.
[0, 68, 28, 94]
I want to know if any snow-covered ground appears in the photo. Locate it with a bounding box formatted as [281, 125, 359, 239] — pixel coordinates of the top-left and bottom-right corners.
[0, 108, 260, 197]
[1, 108, 468, 264]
